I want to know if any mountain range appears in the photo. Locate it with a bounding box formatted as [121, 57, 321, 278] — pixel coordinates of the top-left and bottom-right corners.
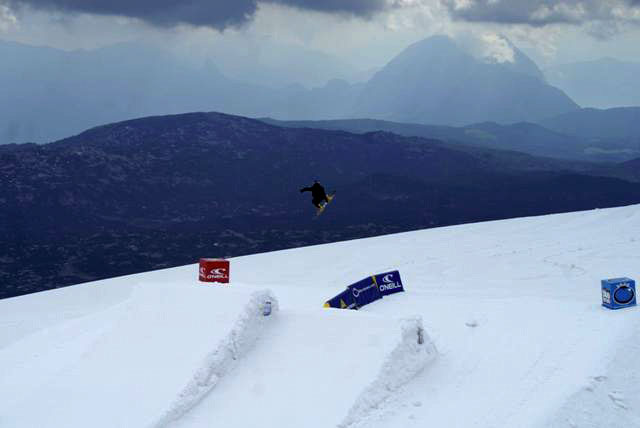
[261, 110, 640, 163]
[0, 35, 588, 146]
[0, 41, 277, 144]
[351, 36, 578, 126]
[539, 107, 640, 140]
[3, 111, 640, 298]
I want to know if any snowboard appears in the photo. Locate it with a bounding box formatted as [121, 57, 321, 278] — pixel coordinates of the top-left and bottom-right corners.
[315, 192, 336, 217]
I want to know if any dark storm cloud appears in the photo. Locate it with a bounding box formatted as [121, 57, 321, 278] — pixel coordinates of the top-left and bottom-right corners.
[3, 0, 260, 29]
[273, 0, 389, 17]
[443, 0, 640, 27]
[2, 0, 393, 30]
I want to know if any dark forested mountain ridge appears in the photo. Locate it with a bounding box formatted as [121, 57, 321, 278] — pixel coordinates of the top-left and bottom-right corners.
[3, 111, 640, 298]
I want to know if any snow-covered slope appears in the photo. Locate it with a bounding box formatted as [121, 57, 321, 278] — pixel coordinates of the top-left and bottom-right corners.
[2, 205, 640, 427]
[0, 273, 278, 427]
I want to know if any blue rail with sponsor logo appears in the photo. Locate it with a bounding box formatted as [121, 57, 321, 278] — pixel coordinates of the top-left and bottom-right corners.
[324, 270, 405, 310]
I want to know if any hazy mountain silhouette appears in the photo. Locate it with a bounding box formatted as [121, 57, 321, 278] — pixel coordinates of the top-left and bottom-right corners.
[545, 58, 640, 109]
[260, 117, 602, 161]
[0, 40, 283, 145]
[200, 36, 362, 88]
[2, 35, 584, 147]
[0, 40, 361, 145]
[353, 35, 579, 126]
[538, 107, 640, 160]
[540, 107, 640, 139]
[618, 157, 640, 182]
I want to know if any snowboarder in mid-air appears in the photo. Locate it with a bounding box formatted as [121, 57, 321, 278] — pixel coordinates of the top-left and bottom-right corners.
[300, 180, 334, 215]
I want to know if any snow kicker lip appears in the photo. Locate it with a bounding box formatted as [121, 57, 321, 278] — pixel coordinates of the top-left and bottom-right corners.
[151, 290, 278, 428]
[337, 317, 437, 428]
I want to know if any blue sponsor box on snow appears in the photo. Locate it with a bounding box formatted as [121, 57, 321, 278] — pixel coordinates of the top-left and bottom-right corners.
[348, 277, 382, 308]
[324, 270, 405, 310]
[373, 271, 404, 297]
[601, 277, 636, 310]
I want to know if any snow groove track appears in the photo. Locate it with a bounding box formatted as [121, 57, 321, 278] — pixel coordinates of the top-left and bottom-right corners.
[153, 289, 278, 428]
[173, 311, 435, 428]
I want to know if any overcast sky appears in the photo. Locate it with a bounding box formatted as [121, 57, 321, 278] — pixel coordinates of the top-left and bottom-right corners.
[1, 0, 640, 73]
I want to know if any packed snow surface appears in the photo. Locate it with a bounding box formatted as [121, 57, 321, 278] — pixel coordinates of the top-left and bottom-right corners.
[2, 204, 640, 427]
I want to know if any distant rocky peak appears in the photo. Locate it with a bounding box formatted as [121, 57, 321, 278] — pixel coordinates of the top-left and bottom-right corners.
[401, 34, 544, 81]
[477, 33, 516, 64]
[457, 32, 544, 80]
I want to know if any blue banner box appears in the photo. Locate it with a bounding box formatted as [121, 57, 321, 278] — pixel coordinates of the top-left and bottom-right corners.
[324, 270, 405, 310]
[602, 277, 636, 310]
[374, 271, 405, 297]
[324, 287, 357, 310]
[348, 277, 382, 307]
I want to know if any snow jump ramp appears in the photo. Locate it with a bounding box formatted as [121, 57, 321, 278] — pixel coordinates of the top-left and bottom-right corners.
[1, 271, 435, 428]
[0, 277, 277, 428]
[172, 308, 436, 428]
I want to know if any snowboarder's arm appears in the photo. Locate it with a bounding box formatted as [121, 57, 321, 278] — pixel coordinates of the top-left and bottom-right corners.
[300, 187, 312, 193]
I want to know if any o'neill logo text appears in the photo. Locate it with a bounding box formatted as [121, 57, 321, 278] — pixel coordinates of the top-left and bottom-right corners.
[200, 267, 228, 280]
[379, 273, 402, 292]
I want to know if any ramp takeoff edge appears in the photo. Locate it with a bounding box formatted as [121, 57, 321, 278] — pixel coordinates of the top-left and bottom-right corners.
[338, 317, 437, 428]
[152, 290, 278, 428]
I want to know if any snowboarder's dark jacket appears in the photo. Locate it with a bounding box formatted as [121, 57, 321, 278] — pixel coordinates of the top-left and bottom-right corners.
[300, 182, 327, 200]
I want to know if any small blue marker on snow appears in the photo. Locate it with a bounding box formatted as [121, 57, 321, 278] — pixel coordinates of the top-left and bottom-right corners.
[263, 301, 272, 316]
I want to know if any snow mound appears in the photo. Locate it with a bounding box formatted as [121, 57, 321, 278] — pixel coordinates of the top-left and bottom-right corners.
[339, 317, 437, 428]
[153, 289, 277, 427]
[171, 308, 432, 428]
[0, 278, 276, 428]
